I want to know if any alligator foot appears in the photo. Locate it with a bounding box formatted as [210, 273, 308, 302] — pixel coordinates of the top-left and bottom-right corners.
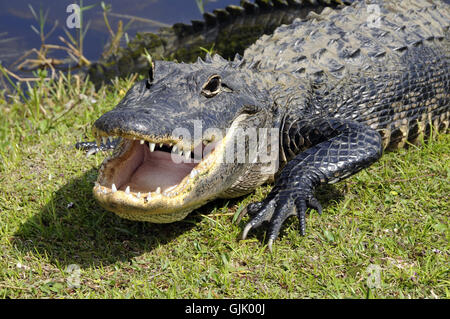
[241, 184, 323, 252]
[240, 118, 382, 251]
[75, 139, 117, 157]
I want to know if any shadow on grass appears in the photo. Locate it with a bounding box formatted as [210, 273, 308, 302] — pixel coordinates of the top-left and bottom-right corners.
[12, 167, 346, 268]
[12, 168, 200, 269]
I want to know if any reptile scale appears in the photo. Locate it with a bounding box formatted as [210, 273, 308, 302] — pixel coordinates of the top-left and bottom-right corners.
[77, 0, 449, 250]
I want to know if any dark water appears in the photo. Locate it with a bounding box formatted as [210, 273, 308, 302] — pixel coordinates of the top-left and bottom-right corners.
[0, 0, 239, 69]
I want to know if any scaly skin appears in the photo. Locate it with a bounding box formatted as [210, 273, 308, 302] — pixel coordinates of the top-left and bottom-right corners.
[87, 0, 350, 86]
[81, 0, 449, 249]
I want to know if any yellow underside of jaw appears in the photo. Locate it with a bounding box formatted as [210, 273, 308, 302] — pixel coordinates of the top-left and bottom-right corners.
[92, 113, 251, 223]
[92, 133, 228, 223]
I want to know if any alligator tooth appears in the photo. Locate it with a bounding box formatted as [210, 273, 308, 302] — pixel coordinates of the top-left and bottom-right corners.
[185, 150, 191, 160]
[137, 192, 141, 198]
[146, 193, 152, 201]
[102, 137, 107, 145]
[190, 169, 198, 179]
[155, 187, 161, 194]
[140, 139, 145, 144]
[96, 137, 101, 147]
[164, 185, 177, 193]
[149, 143, 156, 152]
[111, 183, 117, 193]
[108, 136, 114, 143]
[179, 149, 183, 156]
[172, 145, 177, 153]
[125, 186, 130, 194]
[159, 143, 163, 148]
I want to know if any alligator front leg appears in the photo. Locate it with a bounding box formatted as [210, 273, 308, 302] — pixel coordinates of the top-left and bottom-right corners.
[241, 118, 383, 251]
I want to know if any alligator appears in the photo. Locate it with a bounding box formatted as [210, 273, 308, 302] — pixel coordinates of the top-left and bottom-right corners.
[80, 0, 449, 250]
[87, 0, 351, 87]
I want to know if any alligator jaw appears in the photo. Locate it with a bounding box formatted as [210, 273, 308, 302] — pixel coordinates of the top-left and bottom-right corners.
[92, 128, 226, 223]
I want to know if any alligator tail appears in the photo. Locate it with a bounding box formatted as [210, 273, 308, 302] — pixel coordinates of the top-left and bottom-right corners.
[88, 0, 352, 87]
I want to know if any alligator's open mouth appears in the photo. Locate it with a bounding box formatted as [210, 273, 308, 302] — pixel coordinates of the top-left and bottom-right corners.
[92, 131, 225, 223]
[102, 140, 199, 194]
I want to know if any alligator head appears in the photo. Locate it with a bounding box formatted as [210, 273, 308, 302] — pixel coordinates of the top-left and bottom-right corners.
[92, 55, 280, 222]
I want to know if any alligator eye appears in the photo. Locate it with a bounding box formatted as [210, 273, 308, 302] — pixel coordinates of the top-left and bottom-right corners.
[201, 75, 221, 97]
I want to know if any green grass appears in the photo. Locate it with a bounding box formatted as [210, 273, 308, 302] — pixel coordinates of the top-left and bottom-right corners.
[0, 72, 448, 299]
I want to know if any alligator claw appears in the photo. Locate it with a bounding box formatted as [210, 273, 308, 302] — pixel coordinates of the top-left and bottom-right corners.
[85, 147, 100, 157]
[293, 195, 322, 236]
[241, 188, 323, 248]
[235, 201, 264, 224]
